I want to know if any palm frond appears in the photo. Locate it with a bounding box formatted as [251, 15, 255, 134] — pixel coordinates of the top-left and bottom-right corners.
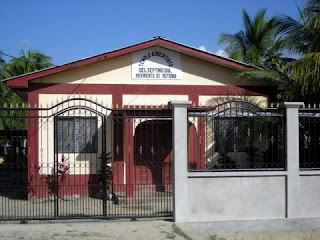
[303, 0, 320, 29]
[0, 53, 5, 67]
[237, 69, 282, 83]
[290, 52, 320, 84]
[218, 33, 248, 62]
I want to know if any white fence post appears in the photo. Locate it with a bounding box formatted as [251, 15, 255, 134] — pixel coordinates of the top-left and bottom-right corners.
[169, 100, 192, 223]
[284, 102, 303, 218]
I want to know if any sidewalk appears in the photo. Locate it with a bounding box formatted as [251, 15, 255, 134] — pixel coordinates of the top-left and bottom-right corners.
[0, 218, 319, 240]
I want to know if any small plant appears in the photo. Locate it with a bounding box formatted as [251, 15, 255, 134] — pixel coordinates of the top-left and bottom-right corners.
[57, 154, 71, 184]
[172, 224, 193, 240]
[209, 235, 226, 240]
[166, 233, 175, 239]
[28, 155, 71, 197]
[45, 155, 71, 195]
[97, 152, 119, 204]
[28, 162, 41, 197]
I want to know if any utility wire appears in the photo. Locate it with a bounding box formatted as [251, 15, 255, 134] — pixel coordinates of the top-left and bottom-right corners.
[0, 51, 58, 67]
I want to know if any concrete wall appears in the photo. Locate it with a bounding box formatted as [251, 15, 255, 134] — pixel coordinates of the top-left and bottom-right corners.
[187, 173, 286, 221]
[299, 173, 320, 218]
[185, 172, 320, 222]
[172, 101, 320, 223]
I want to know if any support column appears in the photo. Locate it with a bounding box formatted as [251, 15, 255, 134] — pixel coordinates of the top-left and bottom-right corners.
[284, 102, 303, 218]
[169, 100, 192, 223]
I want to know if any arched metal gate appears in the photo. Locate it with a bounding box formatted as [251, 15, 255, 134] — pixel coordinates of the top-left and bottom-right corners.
[0, 98, 173, 220]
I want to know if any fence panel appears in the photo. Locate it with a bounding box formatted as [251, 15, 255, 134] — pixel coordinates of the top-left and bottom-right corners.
[299, 108, 320, 169]
[188, 100, 285, 171]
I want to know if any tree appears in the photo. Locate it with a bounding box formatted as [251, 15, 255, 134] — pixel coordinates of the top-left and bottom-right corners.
[218, 9, 286, 68]
[219, 1, 320, 102]
[276, 0, 320, 102]
[2, 50, 52, 77]
[0, 50, 53, 129]
[0, 54, 4, 67]
[218, 9, 292, 102]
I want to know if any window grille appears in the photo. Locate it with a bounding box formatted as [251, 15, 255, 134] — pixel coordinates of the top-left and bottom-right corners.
[55, 117, 98, 153]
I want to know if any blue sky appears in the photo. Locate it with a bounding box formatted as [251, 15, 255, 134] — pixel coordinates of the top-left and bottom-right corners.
[1, 0, 307, 66]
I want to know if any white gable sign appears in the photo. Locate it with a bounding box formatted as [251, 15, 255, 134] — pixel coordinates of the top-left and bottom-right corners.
[132, 48, 181, 79]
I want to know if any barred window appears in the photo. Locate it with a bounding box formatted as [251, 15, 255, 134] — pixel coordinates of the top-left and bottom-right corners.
[55, 117, 98, 153]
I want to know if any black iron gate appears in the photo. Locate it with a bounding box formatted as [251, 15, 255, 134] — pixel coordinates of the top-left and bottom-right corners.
[0, 98, 173, 220]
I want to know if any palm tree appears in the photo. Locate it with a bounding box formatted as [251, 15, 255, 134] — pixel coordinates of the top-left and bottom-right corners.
[3, 50, 52, 77]
[218, 9, 293, 102]
[0, 52, 7, 79]
[1, 50, 52, 105]
[275, 0, 320, 102]
[219, 2, 320, 102]
[277, 0, 320, 54]
[218, 9, 286, 68]
[0, 54, 4, 67]
[0, 50, 52, 129]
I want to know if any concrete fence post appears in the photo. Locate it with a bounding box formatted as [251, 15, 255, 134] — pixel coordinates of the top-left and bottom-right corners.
[284, 102, 303, 218]
[169, 100, 192, 223]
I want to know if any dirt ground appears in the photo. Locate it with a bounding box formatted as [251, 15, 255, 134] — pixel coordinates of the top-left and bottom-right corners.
[0, 218, 320, 240]
[0, 219, 186, 240]
[0, 195, 172, 219]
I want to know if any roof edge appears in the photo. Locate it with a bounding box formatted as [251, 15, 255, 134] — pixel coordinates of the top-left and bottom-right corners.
[3, 37, 253, 88]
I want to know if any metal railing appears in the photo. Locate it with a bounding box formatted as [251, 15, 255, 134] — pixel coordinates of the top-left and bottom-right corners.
[299, 107, 320, 169]
[188, 100, 286, 171]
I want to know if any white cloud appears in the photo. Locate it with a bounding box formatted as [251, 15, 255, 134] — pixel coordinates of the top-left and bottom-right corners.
[199, 45, 208, 52]
[214, 49, 228, 58]
[18, 40, 31, 46]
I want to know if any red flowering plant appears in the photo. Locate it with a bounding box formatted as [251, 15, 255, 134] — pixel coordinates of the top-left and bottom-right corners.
[45, 155, 71, 195]
[28, 162, 42, 197]
[28, 155, 71, 197]
[57, 154, 70, 184]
